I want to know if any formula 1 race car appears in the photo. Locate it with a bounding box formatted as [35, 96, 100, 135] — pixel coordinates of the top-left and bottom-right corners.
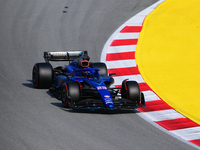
[32, 51, 145, 110]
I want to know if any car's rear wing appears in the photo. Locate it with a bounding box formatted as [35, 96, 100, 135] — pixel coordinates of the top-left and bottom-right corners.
[44, 51, 88, 63]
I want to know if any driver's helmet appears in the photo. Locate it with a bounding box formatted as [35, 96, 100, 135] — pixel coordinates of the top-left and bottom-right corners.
[82, 70, 93, 78]
[87, 71, 93, 78]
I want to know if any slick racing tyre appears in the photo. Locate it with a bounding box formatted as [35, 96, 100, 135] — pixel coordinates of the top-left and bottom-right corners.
[121, 80, 141, 105]
[90, 62, 108, 75]
[141, 92, 145, 105]
[61, 81, 81, 108]
[32, 63, 53, 89]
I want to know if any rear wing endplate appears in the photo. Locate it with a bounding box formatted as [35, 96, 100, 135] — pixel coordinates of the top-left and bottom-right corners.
[44, 51, 88, 63]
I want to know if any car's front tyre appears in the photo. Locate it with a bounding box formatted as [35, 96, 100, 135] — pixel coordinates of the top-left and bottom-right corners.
[121, 80, 141, 105]
[61, 81, 81, 109]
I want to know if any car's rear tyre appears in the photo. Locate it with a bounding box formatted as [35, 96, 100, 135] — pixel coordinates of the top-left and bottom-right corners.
[32, 63, 53, 89]
[90, 62, 108, 75]
[61, 81, 81, 108]
[121, 80, 141, 105]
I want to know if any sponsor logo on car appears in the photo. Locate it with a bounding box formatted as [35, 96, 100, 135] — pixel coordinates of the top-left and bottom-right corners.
[96, 86, 107, 90]
[104, 97, 113, 104]
[51, 52, 67, 56]
[68, 51, 82, 56]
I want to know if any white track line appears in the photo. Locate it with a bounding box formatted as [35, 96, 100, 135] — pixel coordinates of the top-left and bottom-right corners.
[142, 109, 186, 121]
[106, 45, 137, 53]
[105, 60, 137, 69]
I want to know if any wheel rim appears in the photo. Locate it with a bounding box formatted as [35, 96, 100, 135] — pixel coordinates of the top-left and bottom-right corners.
[62, 88, 66, 103]
[32, 66, 38, 86]
[33, 68, 36, 83]
[62, 84, 68, 107]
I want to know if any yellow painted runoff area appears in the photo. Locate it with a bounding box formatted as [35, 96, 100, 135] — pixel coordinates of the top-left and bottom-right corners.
[136, 0, 200, 124]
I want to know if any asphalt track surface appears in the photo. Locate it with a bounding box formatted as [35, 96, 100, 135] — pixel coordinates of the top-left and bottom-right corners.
[0, 0, 197, 150]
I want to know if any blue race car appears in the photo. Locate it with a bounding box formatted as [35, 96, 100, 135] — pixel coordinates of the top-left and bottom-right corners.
[32, 51, 145, 110]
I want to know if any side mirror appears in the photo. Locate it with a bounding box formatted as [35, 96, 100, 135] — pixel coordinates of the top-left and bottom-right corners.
[109, 73, 116, 77]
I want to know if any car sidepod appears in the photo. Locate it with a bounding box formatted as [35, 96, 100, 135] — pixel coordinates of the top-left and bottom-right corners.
[55, 75, 68, 88]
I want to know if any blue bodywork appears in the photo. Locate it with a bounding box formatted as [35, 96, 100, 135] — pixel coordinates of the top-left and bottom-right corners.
[55, 67, 116, 109]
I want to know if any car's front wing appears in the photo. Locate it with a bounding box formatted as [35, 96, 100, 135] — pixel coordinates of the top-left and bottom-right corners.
[72, 98, 145, 110]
